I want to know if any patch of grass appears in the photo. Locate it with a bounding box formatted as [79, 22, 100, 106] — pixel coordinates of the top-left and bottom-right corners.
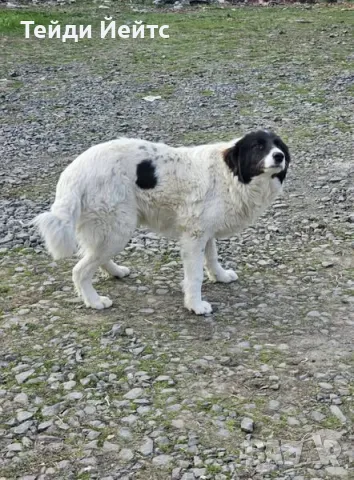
[200, 89, 215, 97]
[206, 464, 222, 475]
[138, 354, 169, 377]
[258, 349, 283, 364]
[334, 121, 351, 133]
[320, 414, 344, 430]
[2, 5, 354, 81]
[0, 10, 95, 35]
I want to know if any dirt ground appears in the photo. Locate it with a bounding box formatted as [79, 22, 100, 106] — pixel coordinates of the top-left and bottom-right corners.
[0, 3, 354, 479]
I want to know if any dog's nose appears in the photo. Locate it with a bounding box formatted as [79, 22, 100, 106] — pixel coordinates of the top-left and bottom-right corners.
[273, 152, 284, 164]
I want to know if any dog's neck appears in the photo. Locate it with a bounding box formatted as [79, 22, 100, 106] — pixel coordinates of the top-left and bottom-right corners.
[215, 158, 282, 236]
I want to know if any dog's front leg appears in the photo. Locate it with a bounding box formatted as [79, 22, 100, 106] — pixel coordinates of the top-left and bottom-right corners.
[180, 236, 212, 315]
[205, 238, 238, 283]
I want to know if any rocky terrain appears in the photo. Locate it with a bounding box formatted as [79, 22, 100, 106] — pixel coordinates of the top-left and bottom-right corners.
[0, 3, 354, 479]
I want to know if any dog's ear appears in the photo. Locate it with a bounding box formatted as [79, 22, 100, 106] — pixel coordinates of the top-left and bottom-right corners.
[224, 140, 251, 184]
[223, 142, 241, 177]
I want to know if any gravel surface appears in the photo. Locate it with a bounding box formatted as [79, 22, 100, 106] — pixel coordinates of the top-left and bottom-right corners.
[1, 4, 354, 479]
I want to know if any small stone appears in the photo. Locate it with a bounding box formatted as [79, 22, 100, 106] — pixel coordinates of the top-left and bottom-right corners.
[311, 410, 326, 422]
[217, 428, 230, 438]
[16, 411, 34, 422]
[66, 391, 83, 401]
[181, 473, 195, 480]
[108, 323, 122, 337]
[7, 442, 23, 451]
[87, 430, 101, 440]
[84, 405, 96, 415]
[139, 308, 154, 314]
[123, 387, 143, 400]
[322, 261, 334, 268]
[14, 393, 29, 405]
[13, 421, 33, 434]
[155, 375, 172, 382]
[268, 400, 280, 410]
[118, 448, 134, 462]
[22, 437, 32, 448]
[172, 467, 182, 480]
[38, 420, 53, 432]
[118, 427, 132, 440]
[172, 419, 185, 429]
[137, 405, 151, 415]
[152, 454, 173, 466]
[79, 457, 97, 466]
[325, 466, 348, 477]
[15, 369, 34, 384]
[192, 469, 207, 478]
[288, 417, 300, 426]
[139, 437, 154, 456]
[121, 414, 137, 425]
[319, 382, 333, 390]
[330, 405, 347, 423]
[57, 460, 70, 470]
[256, 463, 277, 474]
[42, 402, 65, 417]
[103, 441, 119, 453]
[241, 417, 254, 433]
[63, 380, 76, 390]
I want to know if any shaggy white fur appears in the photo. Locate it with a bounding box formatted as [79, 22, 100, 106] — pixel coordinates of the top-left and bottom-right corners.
[34, 130, 290, 314]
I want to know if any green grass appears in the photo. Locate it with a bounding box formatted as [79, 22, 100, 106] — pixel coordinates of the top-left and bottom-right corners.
[1, 3, 354, 147]
[0, 285, 10, 294]
[0, 10, 96, 36]
[1, 6, 354, 76]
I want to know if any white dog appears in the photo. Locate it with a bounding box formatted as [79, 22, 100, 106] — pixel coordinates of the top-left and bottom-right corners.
[34, 130, 290, 315]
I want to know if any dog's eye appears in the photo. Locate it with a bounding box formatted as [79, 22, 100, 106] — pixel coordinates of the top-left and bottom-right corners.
[253, 143, 264, 151]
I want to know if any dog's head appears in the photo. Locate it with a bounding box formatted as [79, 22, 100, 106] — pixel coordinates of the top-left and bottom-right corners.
[224, 130, 290, 184]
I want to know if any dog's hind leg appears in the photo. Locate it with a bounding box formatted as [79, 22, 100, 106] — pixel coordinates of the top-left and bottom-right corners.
[73, 254, 112, 309]
[74, 209, 136, 309]
[100, 260, 130, 279]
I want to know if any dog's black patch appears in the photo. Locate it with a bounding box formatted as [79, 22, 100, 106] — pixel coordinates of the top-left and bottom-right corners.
[224, 130, 290, 184]
[136, 159, 157, 189]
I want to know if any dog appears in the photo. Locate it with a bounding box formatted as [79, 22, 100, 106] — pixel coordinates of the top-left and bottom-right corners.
[34, 130, 290, 315]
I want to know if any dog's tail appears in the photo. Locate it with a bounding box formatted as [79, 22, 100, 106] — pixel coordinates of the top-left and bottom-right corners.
[34, 182, 81, 260]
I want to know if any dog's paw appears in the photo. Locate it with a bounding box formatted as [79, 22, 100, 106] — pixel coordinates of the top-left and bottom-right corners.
[217, 269, 238, 283]
[114, 266, 130, 279]
[85, 296, 113, 310]
[209, 269, 238, 283]
[186, 300, 213, 315]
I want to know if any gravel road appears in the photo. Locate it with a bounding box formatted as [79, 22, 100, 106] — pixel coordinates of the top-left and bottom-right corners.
[0, 4, 354, 479]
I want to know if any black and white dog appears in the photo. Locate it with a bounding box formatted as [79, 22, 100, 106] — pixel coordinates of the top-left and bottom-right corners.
[34, 130, 290, 314]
